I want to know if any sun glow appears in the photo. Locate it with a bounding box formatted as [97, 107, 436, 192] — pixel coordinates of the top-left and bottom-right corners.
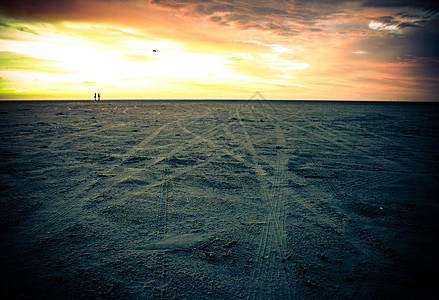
[0, 20, 260, 99]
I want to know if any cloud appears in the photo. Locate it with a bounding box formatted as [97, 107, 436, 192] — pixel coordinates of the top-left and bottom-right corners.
[0, 51, 65, 72]
[1, 1, 437, 38]
[0, 0, 153, 23]
[151, 0, 311, 35]
[362, 0, 439, 10]
[196, 3, 235, 15]
[148, 0, 439, 39]
[369, 9, 436, 33]
[397, 21, 422, 28]
[0, 0, 80, 19]
[0, 22, 39, 36]
[369, 21, 400, 33]
[365, 8, 439, 65]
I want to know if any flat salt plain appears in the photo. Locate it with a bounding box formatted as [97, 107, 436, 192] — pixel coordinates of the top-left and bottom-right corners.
[1, 100, 438, 299]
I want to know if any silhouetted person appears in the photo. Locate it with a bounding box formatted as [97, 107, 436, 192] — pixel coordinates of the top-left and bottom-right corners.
[98, 93, 100, 101]
[94, 92, 97, 101]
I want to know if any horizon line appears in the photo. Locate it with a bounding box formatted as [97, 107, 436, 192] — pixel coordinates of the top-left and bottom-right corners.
[0, 99, 438, 103]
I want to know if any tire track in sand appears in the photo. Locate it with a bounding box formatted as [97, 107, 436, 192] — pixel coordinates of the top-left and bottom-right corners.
[11, 107, 223, 246]
[233, 103, 293, 299]
[258, 101, 391, 261]
[9, 120, 172, 244]
[152, 158, 171, 300]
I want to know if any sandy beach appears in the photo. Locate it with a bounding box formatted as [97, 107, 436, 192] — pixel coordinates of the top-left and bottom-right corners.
[1, 100, 438, 299]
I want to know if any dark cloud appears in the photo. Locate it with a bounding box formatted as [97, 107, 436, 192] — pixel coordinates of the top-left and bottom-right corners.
[0, 0, 148, 20]
[405, 19, 439, 58]
[353, 15, 439, 86]
[371, 15, 427, 30]
[196, 3, 234, 15]
[362, 0, 439, 10]
[252, 7, 289, 16]
[150, 0, 324, 35]
[209, 15, 222, 22]
[148, 0, 439, 37]
[151, 0, 190, 10]
[398, 21, 423, 28]
[375, 16, 397, 24]
[0, 0, 80, 19]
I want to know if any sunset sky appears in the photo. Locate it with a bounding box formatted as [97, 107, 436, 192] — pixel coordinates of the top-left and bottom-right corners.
[1, 0, 438, 101]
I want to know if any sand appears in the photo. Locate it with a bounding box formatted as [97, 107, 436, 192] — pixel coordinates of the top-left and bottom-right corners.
[1, 100, 438, 299]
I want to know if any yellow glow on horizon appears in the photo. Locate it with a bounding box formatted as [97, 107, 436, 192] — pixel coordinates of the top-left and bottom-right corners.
[1, 17, 311, 99]
[0, 20, 266, 99]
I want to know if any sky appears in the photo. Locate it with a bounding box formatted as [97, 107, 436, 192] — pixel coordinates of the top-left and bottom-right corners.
[0, 0, 438, 101]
